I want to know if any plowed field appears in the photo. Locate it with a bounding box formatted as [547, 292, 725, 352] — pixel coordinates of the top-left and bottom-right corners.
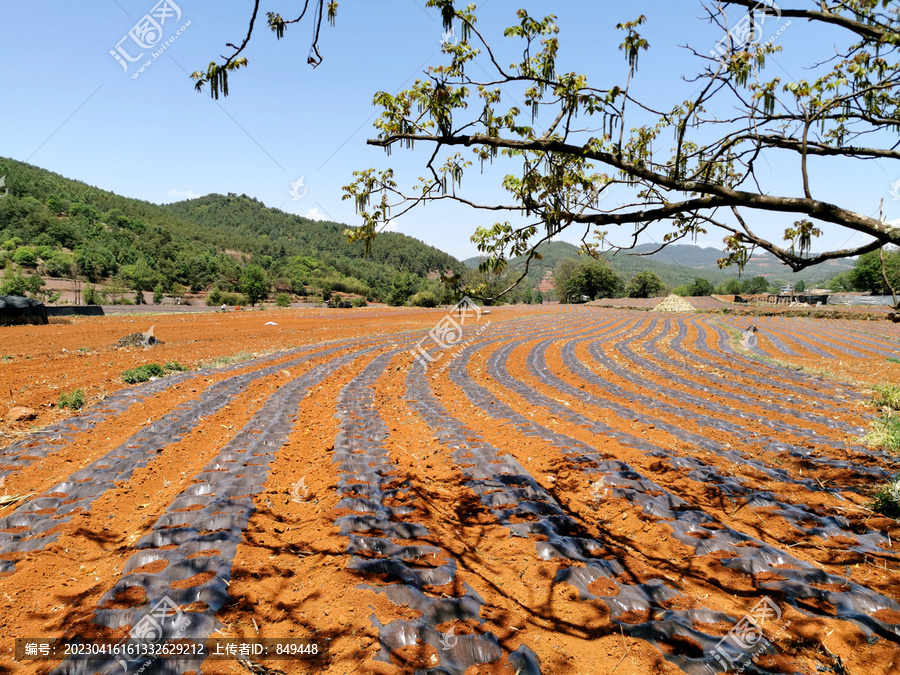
[1, 305, 898, 675]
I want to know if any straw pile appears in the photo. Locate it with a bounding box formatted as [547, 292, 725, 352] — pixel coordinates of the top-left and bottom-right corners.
[652, 294, 696, 312]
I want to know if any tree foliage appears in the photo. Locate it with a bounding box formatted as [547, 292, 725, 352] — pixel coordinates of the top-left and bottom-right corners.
[689, 278, 715, 296]
[192, 0, 338, 97]
[741, 275, 770, 295]
[0, 266, 44, 298]
[564, 260, 621, 302]
[240, 264, 269, 305]
[851, 247, 900, 295]
[626, 270, 665, 298]
[327, 1, 900, 302]
[387, 272, 418, 306]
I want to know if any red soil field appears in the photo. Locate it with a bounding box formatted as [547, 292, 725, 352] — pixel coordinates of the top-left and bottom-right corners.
[0, 305, 898, 675]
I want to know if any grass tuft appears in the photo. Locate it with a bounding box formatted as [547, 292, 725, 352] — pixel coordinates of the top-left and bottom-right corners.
[872, 384, 900, 411]
[862, 413, 900, 453]
[122, 363, 165, 384]
[872, 476, 900, 519]
[58, 389, 85, 410]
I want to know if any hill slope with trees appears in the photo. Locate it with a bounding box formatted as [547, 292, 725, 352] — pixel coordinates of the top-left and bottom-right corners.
[0, 157, 464, 305]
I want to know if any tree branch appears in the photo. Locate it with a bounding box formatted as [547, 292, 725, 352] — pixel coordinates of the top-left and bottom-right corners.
[719, 0, 893, 41]
[368, 131, 900, 242]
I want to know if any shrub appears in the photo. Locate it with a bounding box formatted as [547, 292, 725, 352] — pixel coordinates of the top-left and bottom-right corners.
[122, 363, 165, 384]
[170, 283, 187, 301]
[872, 476, 900, 518]
[409, 291, 439, 308]
[239, 264, 269, 305]
[275, 293, 291, 308]
[44, 250, 75, 277]
[351, 297, 368, 308]
[82, 284, 102, 305]
[0, 267, 44, 297]
[164, 361, 189, 372]
[873, 384, 900, 411]
[309, 272, 369, 297]
[223, 292, 247, 306]
[206, 287, 222, 306]
[12, 247, 38, 267]
[58, 389, 85, 410]
[327, 295, 352, 308]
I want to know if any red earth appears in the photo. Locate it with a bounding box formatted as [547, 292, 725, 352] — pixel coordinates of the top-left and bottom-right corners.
[0, 304, 898, 674]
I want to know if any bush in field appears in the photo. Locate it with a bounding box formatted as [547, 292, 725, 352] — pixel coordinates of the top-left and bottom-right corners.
[122, 363, 165, 384]
[873, 385, 900, 411]
[872, 476, 900, 519]
[58, 389, 85, 410]
[327, 295, 353, 308]
[409, 291, 438, 308]
[351, 297, 367, 307]
[715, 278, 743, 295]
[741, 276, 770, 295]
[164, 362, 189, 372]
[851, 248, 900, 296]
[170, 283, 187, 302]
[275, 293, 291, 308]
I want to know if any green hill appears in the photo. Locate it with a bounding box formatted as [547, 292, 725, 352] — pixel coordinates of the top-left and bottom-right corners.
[164, 194, 462, 281]
[0, 157, 464, 303]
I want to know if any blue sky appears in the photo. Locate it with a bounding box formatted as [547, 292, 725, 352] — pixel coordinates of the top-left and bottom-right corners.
[1, 1, 896, 262]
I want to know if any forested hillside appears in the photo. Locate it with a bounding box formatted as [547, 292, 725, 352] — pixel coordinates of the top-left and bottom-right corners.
[0, 158, 464, 304]
[164, 194, 461, 284]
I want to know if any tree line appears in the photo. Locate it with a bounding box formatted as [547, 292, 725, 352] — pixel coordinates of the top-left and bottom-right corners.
[552, 250, 899, 304]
